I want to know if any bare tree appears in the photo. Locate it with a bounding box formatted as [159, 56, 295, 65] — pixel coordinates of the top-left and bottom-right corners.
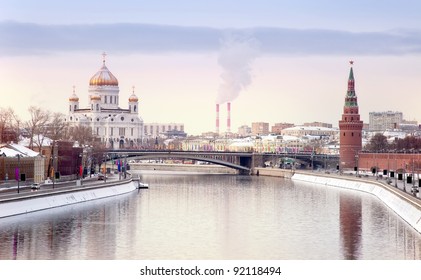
[47, 112, 69, 141]
[68, 124, 94, 146]
[0, 107, 19, 143]
[25, 106, 51, 150]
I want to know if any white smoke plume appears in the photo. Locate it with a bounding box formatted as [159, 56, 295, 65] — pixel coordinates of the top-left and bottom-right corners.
[216, 33, 260, 104]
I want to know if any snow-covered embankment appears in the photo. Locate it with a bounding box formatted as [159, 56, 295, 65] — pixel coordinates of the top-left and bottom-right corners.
[292, 173, 421, 233]
[0, 181, 137, 218]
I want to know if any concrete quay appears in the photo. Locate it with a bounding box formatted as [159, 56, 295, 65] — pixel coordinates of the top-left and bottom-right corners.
[0, 175, 137, 219]
[254, 167, 421, 233]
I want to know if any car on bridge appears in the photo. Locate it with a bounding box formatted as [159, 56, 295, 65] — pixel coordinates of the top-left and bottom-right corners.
[30, 183, 41, 190]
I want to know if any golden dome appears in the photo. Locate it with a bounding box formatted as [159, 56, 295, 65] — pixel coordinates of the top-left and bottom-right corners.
[129, 93, 138, 102]
[89, 60, 119, 86]
[91, 94, 101, 101]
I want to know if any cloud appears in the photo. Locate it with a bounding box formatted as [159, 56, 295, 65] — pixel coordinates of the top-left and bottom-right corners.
[1, 21, 421, 56]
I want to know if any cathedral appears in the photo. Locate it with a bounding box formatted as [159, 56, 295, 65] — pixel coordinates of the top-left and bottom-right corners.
[66, 54, 144, 149]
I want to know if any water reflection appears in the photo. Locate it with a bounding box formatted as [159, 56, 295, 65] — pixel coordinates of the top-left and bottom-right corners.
[339, 195, 362, 259]
[0, 172, 420, 260]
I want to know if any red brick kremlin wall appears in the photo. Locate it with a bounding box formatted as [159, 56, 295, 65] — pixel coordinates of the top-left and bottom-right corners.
[358, 153, 421, 172]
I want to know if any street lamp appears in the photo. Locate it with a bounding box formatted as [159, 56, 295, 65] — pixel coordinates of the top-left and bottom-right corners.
[16, 154, 21, 194]
[51, 156, 56, 190]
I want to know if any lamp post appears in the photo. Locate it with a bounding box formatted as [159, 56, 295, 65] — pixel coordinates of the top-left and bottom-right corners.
[16, 154, 21, 194]
[103, 154, 107, 183]
[355, 153, 359, 177]
[51, 156, 56, 190]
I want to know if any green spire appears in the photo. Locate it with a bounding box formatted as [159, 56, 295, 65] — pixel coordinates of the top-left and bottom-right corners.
[348, 67, 354, 80]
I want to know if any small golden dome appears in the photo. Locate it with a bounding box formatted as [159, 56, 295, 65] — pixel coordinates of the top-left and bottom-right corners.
[91, 94, 101, 101]
[69, 86, 79, 101]
[129, 93, 138, 102]
[69, 96, 79, 102]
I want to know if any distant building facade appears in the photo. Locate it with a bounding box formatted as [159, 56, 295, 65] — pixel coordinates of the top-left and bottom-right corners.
[281, 126, 338, 137]
[251, 122, 269, 135]
[303, 122, 333, 128]
[271, 123, 294, 134]
[369, 111, 403, 131]
[143, 123, 185, 139]
[238, 125, 252, 137]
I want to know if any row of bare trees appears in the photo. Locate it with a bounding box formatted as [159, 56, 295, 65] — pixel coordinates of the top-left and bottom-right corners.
[365, 133, 421, 152]
[0, 106, 97, 149]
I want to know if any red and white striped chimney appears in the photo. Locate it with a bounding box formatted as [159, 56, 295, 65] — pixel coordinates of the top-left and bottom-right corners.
[216, 103, 220, 134]
[227, 102, 231, 133]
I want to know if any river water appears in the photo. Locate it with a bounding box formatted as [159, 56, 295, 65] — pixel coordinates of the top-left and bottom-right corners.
[0, 171, 420, 260]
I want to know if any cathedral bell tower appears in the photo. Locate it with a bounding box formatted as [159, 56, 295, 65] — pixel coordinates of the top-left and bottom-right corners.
[339, 61, 363, 170]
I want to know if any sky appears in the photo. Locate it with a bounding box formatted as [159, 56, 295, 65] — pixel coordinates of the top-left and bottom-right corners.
[1, 0, 421, 135]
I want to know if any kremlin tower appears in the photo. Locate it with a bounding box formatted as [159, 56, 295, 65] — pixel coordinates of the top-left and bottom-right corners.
[339, 61, 363, 170]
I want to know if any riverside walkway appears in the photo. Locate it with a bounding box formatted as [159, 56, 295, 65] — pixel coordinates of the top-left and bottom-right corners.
[0, 173, 129, 202]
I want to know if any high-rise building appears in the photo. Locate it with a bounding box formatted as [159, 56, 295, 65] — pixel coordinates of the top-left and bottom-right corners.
[368, 111, 403, 131]
[339, 62, 363, 170]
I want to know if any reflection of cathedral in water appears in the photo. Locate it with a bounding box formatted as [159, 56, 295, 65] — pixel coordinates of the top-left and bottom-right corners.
[339, 195, 362, 259]
[65, 54, 144, 149]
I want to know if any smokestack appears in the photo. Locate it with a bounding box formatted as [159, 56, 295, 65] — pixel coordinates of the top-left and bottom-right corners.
[227, 102, 231, 134]
[216, 103, 220, 134]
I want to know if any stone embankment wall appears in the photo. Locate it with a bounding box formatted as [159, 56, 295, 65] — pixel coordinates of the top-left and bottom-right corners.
[292, 172, 421, 234]
[0, 181, 136, 219]
[252, 167, 294, 178]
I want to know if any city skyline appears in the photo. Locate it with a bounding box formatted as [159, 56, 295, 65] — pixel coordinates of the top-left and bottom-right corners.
[1, 1, 421, 135]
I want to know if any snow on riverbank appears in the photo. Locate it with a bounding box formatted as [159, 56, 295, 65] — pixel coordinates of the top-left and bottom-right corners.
[0, 181, 137, 218]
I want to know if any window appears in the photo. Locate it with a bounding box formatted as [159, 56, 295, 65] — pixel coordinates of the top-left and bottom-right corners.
[69, 105, 71, 111]
[74, 105, 77, 111]
[121, 117, 124, 121]
[343, 132, 345, 136]
[352, 132, 354, 136]
[134, 105, 137, 112]
[97, 127, 99, 135]
[131, 128, 134, 136]
[96, 104, 99, 111]
[111, 127, 114, 136]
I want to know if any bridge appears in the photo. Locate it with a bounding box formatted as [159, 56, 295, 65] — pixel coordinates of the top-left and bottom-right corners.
[107, 150, 340, 174]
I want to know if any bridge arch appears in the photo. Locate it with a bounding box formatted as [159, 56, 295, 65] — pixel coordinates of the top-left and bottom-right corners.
[129, 154, 250, 172]
[109, 151, 252, 173]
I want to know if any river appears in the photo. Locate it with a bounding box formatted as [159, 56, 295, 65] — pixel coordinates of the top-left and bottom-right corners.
[0, 170, 420, 260]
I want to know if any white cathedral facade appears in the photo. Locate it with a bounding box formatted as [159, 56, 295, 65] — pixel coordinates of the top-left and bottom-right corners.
[66, 56, 144, 149]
